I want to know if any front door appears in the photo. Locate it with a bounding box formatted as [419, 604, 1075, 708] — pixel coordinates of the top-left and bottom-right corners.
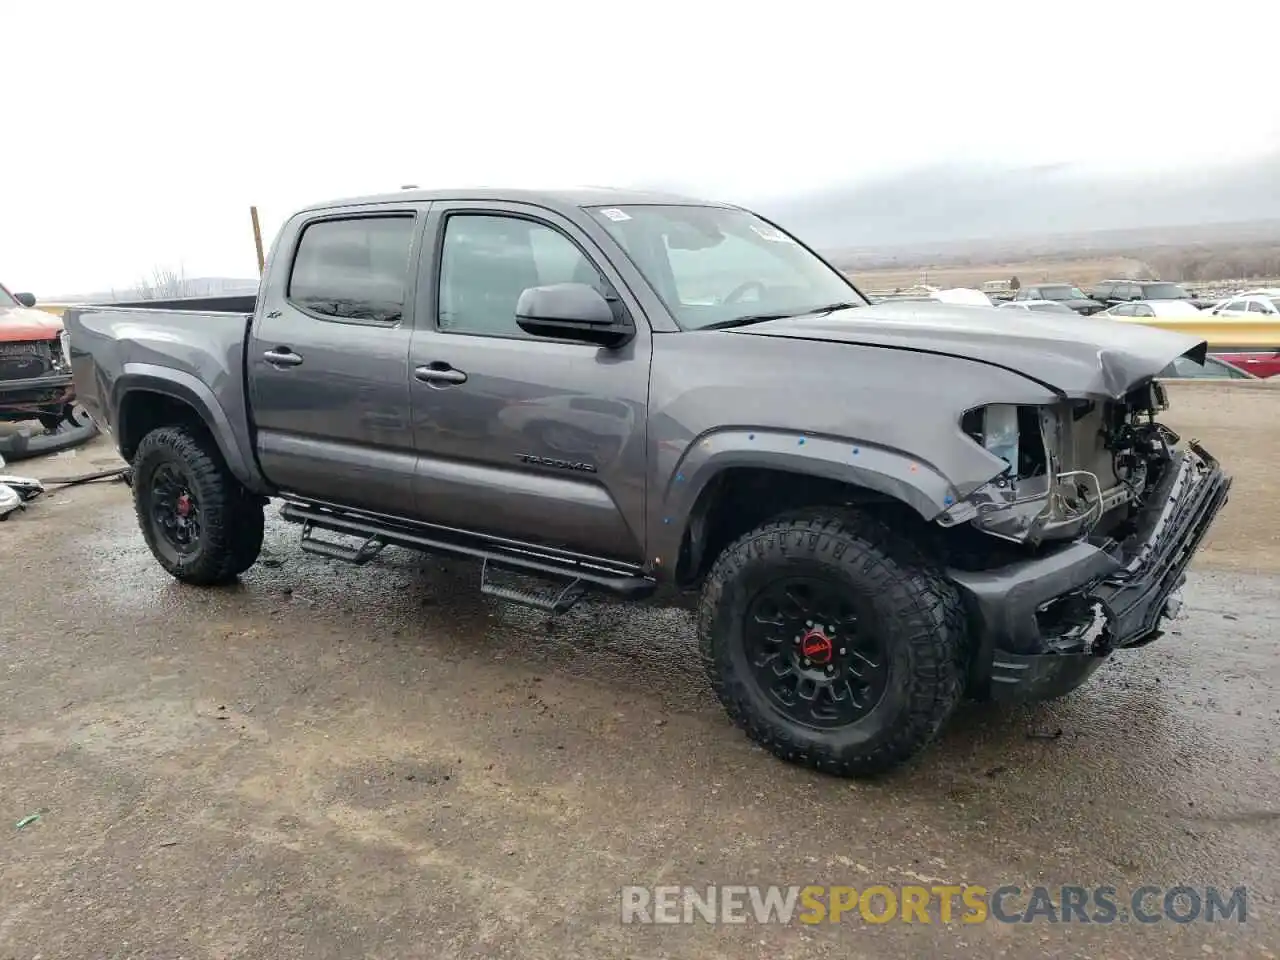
[248, 205, 426, 516]
[407, 202, 651, 563]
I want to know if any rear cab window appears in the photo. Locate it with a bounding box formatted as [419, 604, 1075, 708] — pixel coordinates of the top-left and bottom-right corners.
[288, 216, 416, 323]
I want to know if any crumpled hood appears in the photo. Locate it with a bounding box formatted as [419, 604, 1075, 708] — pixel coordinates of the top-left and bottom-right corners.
[729, 301, 1207, 399]
[0, 302, 63, 341]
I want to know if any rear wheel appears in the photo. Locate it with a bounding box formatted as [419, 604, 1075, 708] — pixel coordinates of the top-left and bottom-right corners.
[698, 509, 965, 777]
[132, 425, 264, 585]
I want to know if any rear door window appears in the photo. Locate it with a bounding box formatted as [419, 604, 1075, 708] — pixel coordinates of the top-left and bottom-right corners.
[288, 216, 416, 323]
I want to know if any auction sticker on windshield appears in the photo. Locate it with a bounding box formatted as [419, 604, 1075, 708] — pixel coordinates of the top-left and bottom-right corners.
[751, 224, 795, 243]
[599, 208, 632, 222]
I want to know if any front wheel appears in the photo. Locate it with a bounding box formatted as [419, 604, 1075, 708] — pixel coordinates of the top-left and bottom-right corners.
[132, 425, 264, 585]
[698, 510, 965, 777]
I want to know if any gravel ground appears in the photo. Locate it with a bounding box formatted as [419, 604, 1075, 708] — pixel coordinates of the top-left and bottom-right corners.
[1, 390, 1277, 959]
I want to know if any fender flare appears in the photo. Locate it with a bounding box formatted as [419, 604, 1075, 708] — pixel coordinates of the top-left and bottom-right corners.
[651, 427, 960, 571]
[113, 364, 266, 493]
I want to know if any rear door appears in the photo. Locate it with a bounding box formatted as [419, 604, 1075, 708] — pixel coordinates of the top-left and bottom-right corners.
[248, 203, 427, 514]
[405, 201, 652, 563]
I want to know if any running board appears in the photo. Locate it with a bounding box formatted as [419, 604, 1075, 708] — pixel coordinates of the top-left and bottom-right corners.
[479, 559, 585, 613]
[279, 501, 655, 600]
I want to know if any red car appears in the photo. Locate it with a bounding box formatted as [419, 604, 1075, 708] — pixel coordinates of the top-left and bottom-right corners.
[1213, 350, 1280, 379]
[0, 281, 76, 431]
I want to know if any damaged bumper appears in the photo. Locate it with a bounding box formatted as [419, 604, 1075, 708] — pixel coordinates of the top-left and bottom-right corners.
[949, 441, 1231, 701]
[0, 372, 75, 413]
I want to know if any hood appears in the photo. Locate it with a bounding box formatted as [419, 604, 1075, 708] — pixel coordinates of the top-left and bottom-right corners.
[0, 301, 63, 341]
[728, 302, 1207, 399]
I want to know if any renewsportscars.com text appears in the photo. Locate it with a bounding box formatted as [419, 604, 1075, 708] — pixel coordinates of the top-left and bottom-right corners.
[620, 884, 1248, 925]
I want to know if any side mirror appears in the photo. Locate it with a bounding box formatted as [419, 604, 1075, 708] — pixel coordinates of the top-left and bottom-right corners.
[15, 292, 37, 308]
[515, 283, 635, 348]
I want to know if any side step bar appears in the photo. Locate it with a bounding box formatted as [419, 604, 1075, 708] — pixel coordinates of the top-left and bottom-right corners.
[279, 501, 656, 604]
[479, 559, 584, 614]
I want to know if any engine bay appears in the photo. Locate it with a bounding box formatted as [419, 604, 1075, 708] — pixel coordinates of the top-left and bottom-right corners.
[941, 380, 1179, 548]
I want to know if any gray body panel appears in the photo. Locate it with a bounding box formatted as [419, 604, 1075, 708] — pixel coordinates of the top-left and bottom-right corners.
[403, 200, 653, 561]
[67, 186, 1208, 583]
[64, 306, 270, 495]
[247, 199, 426, 517]
[734, 302, 1207, 400]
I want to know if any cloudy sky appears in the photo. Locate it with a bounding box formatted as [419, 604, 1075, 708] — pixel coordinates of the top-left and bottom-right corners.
[4, 0, 1278, 295]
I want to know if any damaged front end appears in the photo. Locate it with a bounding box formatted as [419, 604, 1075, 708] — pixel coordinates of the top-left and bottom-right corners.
[939, 379, 1176, 547]
[940, 379, 1232, 701]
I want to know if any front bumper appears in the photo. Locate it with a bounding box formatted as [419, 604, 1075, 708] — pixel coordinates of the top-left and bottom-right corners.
[950, 442, 1231, 700]
[0, 373, 75, 411]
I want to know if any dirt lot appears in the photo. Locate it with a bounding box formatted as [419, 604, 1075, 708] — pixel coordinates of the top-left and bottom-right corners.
[2, 384, 1278, 959]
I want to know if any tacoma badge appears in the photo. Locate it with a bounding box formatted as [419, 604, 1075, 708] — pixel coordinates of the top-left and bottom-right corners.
[516, 453, 598, 473]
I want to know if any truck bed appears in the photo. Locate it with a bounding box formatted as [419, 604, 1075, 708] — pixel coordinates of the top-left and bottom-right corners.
[63, 300, 263, 491]
[104, 294, 258, 314]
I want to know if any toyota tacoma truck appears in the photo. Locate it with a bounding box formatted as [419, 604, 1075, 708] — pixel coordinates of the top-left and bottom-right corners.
[65, 187, 1230, 777]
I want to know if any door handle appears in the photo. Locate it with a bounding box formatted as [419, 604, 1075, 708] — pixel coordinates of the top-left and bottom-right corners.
[264, 347, 304, 367]
[415, 363, 468, 385]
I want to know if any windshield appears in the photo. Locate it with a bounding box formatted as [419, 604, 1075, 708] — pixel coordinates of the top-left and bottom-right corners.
[1039, 285, 1087, 300]
[1029, 301, 1076, 313]
[587, 204, 864, 329]
[1143, 282, 1190, 299]
[0, 282, 19, 308]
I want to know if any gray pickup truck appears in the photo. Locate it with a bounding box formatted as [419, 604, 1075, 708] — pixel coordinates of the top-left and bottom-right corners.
[66, 187, 1230, 776]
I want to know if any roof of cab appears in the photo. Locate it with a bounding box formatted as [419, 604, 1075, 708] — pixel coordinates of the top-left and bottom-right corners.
[302, 185, 734, 214]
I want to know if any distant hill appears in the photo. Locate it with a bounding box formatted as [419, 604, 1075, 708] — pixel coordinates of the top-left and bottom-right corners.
[748, 151, 1280, 256]
[46, 276, 260, 304]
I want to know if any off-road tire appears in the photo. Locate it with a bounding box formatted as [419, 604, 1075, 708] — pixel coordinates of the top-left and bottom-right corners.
[133, 425, 264, 585]
[698, 509, 966, 777]
[228, 501, 266, 575]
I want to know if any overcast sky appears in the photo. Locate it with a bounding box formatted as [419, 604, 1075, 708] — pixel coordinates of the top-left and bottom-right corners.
[4, 0, 1278, 295]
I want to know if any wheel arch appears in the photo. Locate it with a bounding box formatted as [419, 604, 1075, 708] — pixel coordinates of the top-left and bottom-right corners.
[661, 430, 958, 586]
[113, 365, 267, 493]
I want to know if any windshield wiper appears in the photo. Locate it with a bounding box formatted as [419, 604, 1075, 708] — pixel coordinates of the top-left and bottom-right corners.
[805, 301, 862, 316]
[700, 313, 794, 330]
[701, 301, 862, 330]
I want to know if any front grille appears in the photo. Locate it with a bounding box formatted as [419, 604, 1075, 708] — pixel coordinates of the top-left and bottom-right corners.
[0, 341, 55, 382]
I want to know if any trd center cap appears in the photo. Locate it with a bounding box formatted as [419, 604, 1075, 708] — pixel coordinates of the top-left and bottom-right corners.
[800, 628, 834, 665]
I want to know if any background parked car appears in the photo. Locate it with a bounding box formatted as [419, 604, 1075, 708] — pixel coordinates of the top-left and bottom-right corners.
[1098, 299, 1204, 320]
[1089, 279, 1209, 308]
[1101, 297, 1280, 379]
[1, 281, 77, 431]
[997, 299, 1078, 315]
[1207, 294, 1280, 317]
[1157, 354, 1260, 380]
[1013, 283, 1104, 314]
